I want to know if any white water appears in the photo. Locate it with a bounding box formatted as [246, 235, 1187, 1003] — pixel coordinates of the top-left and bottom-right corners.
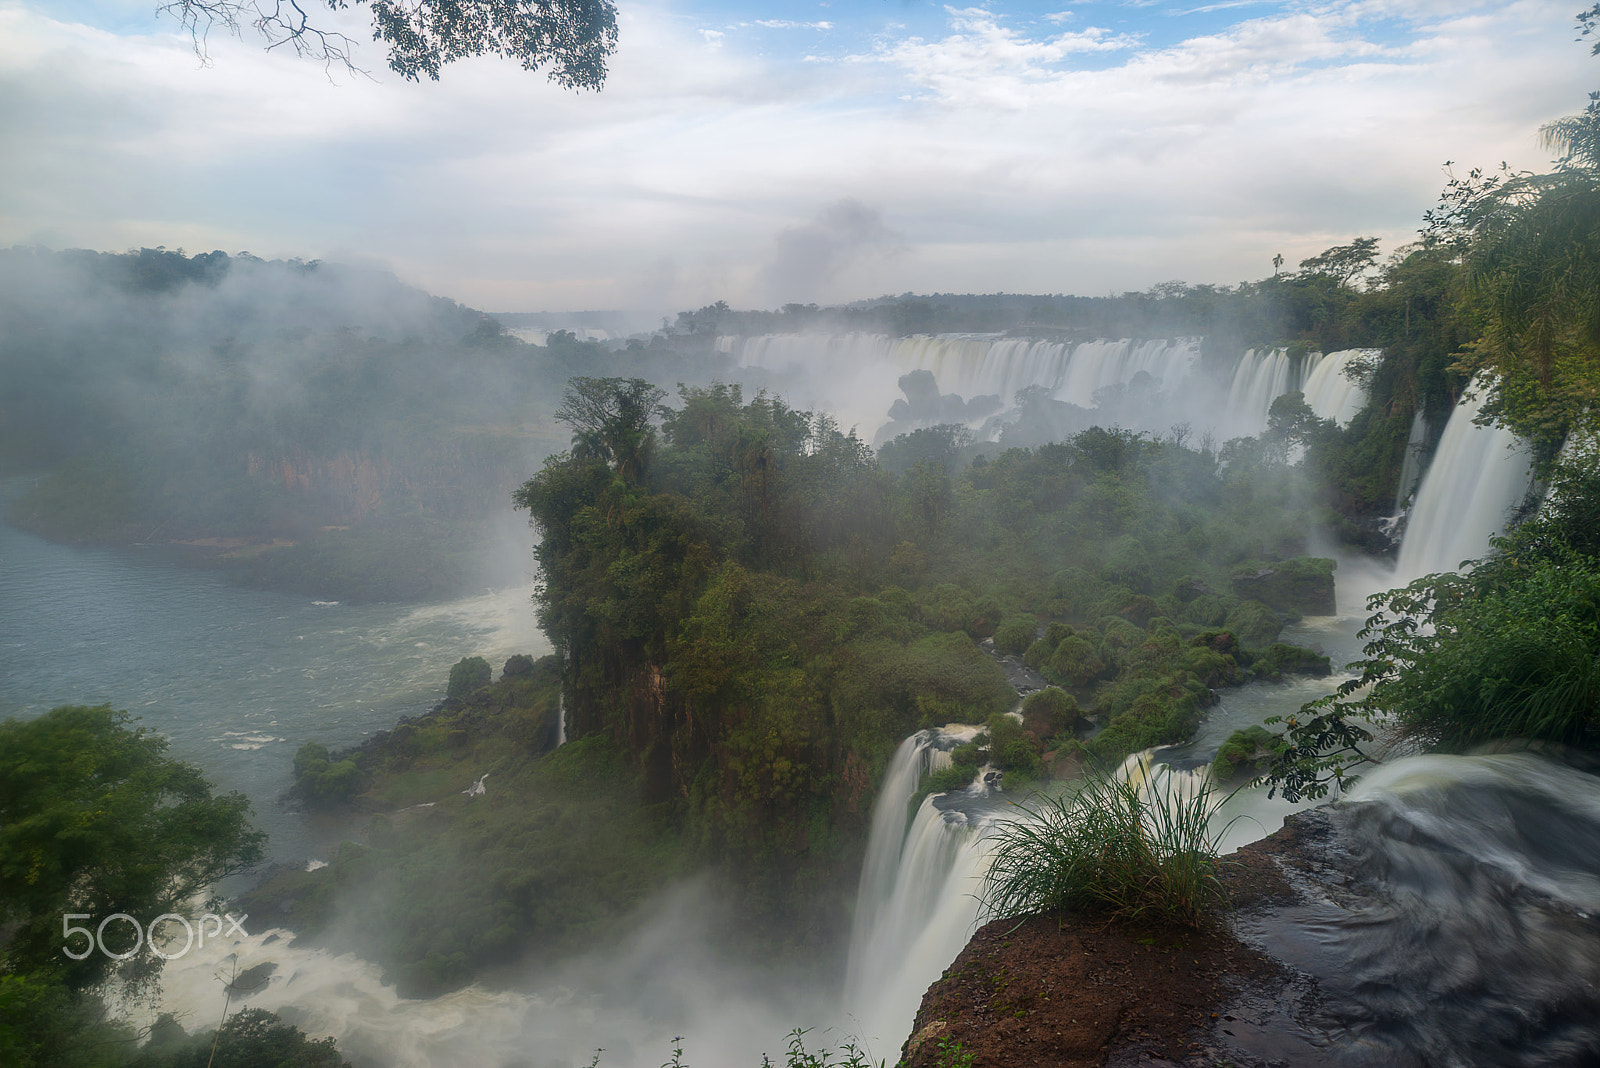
[139, 886, 835, 1068]
[843, 728, 994, 1051]
[725, 333, 1332, 443]
[1393, 410, 1430, 511]
[1394, 381, 1533, 583]
[1301, 349, 1373, 426]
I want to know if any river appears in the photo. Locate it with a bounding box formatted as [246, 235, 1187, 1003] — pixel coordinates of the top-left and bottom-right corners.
[0, 476, 549, 864]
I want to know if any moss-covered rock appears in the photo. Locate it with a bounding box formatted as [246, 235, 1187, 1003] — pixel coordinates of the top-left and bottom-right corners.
[1230, 557, 1337, 616]
[1210, 724, 1287, 782]
[1223, 600, 1284, 649]
[1251, 642, 1333, 681]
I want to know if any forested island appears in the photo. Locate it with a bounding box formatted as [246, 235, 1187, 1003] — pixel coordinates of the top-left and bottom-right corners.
[4, 63, 1600, 1068]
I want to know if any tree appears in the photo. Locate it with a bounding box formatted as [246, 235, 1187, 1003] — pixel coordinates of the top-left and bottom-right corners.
[158, 0, 619, 84]
[1297, 237, 1381, 288]
[553, 376, 666, 484]
[1430, 83, 1600, 459]
[0, 705, 266, 994]
[447, 655, 492, 699]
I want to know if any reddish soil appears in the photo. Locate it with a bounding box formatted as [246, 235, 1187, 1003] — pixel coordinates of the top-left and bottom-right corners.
[898, 825, 1305, 1068]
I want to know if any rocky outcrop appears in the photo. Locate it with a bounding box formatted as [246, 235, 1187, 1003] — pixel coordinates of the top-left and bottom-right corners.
[1230, 557, 1337, 616]
[905, 791, 1600, 1067]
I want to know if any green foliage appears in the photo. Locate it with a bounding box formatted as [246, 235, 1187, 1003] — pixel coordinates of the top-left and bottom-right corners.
[1086, 676, 1207, 763]
[981, 762, 1229, 929]
[1040, 633, 1106, 687]
[1021, 687, 1081, 739]
[157, 0, 619, 87]
[0, 705, 265, 994]
[1222, 600, 1282, 649]
[931, 1035, 975, 1068]
[0, 972, 134, 1068]
[518, 378, 1333, 930]
[247, 733, 682, 997]
[1250, 643, 1331, 682]
[447, 655, 493, 700]
[635, 1028, 883, 1068]
[911, 764, 980, 810]
[986, 714, 1043, 780]
[1265, 509, 1600, 799]
[1210, 726, 1286, 783]
[291, 743, 363, 807]
[129, 1007, 349, 1068]
[992, 615, 1038, 656]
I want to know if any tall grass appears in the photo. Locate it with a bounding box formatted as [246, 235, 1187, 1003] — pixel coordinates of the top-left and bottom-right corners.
[980, 760, 1231, 928]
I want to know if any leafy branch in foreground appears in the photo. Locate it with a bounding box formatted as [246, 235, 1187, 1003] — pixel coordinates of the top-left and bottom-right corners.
[1264, 485, 1600, 800]
[981, 760, 1231, 929]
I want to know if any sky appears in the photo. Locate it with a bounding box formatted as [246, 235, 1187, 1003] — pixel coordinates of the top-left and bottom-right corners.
[1, 0, 1595, 316]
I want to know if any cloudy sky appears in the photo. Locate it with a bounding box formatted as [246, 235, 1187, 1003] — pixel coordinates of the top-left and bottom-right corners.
[2, 0, 1594, 314]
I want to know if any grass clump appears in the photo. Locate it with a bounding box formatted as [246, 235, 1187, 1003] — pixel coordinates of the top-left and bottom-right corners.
[980, 760, 1229, 929]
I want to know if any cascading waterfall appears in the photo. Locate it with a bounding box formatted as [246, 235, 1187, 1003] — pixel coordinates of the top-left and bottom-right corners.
[724, 332, 1396, 454]
[844, 727, 994, 1050]
[1394, 380, 1533, 582]
[1223, 348, 1296, 438]
[1392, 410, 1430, 512]
[724, 332, 1327, 442]
[1300, 349, 1373, 426]
[844, 742, 1226, 1050]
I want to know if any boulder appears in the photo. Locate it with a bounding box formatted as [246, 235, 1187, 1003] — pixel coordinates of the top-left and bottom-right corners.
[1230, 556, 1336, 616]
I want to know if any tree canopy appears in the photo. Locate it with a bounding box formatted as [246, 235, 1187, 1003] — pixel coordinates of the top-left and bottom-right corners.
[0, 705, 266, 994]
[159, 0, 619, 84]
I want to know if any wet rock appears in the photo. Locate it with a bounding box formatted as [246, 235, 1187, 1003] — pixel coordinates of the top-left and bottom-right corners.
[1230, 557, 1336, 616]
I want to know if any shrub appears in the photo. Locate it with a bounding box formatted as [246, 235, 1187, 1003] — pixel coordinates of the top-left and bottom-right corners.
[1222, 600, 1282, 649]
[980, 759, 1229, 928]
[912, 763, 979, 810]
[291, 742, 362, 806]
[987, 713, 1042, 780]
[1210, 725, 1286, 782]
[1022, 687, 1081, 739]
[1042, 634, 1105, 687]
[502, 654, 536, 677]
[1251, 643, 1331, 681]
[447, 656, 492, 700]
[993, 615, 1038, 656]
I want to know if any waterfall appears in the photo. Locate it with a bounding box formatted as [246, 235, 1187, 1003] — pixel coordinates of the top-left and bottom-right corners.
[1393, 411, 1430, 512]
[843, 741, 1230, 1051]
[725, 332, 1375, 451]
[1395, 381, 1533, 582]
[843, 726, 997, 1048]
[1222, 348, 1295, 439]
[555, 692, 566, 747]
[1300, 349, 1373, 426]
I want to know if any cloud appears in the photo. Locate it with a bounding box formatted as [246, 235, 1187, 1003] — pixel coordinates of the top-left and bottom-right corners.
[750, 20, 835, 30]
[855, 7, 1140, 108]
[0, 0, 1592, 314]
[758, 199, 906, 306]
